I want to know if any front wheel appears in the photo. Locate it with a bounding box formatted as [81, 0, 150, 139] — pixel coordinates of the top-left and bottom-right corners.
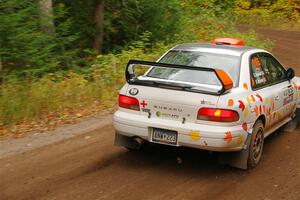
[248, 120, 264, 169]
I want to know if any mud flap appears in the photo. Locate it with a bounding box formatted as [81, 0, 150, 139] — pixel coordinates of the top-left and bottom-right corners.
[114, 133, 143, 150]
[218, 133, 251, 170]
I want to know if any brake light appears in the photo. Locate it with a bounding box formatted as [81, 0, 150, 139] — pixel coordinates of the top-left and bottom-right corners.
[197, 108, 239, 122]
[118, 95, 140, 111]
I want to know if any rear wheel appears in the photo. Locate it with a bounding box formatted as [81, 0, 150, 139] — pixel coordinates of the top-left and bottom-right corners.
[248, 120, 264, 169]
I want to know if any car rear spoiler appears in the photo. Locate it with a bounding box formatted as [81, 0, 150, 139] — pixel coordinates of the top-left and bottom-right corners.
[125, 60, 233, 95]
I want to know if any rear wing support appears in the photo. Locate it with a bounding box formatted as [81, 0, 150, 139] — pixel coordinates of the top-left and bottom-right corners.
[125, 60, 233, 95]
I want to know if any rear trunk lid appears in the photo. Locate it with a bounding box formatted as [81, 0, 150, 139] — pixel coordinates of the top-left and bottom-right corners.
[127, 85, 220, 123]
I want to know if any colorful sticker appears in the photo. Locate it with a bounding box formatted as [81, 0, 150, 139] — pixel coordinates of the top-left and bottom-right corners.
[251, 95, 256, 102]
[246, 97, 251, 105]
[238, 100, 245, 111]
[236, 134, 245, 145]
[242, 122, 248, 132]
[256, 94, 263, 102]
[189, 130, 201, 141]
[140, 100, 148, 108]
[243, 107, 249, 117]
[254, 106, 259, 117]
[265, 98, 269, 105]
[252, 57, 261, 68]
[228, 99, 234, 106]
[224, 131, 232, 143]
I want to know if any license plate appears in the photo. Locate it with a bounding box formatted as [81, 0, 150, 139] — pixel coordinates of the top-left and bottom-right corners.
[152, 128, 178, 146]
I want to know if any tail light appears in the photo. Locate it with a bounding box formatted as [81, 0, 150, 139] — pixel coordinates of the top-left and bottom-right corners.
[197, 108, 239, 122]
[118, 95, 140, 111]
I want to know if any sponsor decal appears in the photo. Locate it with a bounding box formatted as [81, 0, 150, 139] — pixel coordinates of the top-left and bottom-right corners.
[253, 71, 265, 78]
[156, 111, 161, 117]
[156, 112, 179, 119]
[283, 96, 293, 105]
[284, 87, 294, 97]
[243, 83, 248, 90]
[255, 77, 267, 85]
[153, 105, 183, 112]
[129, 88, 139, 96]
[200, 100, 215, 106]
[155, 110, 180, 119]
[142, 108, 151, 112]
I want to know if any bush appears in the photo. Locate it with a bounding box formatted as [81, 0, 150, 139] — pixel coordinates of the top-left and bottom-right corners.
[236, 0, 300, 30]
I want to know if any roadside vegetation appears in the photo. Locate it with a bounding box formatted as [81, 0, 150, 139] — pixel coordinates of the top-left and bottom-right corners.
[1, 0, 297, 136]
[236, 0, 300, 30]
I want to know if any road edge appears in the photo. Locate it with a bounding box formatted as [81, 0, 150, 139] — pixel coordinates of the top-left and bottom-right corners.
[0, 112, 114, 159]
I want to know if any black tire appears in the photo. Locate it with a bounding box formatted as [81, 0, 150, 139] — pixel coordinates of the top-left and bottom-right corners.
[248, 120, 264, 169]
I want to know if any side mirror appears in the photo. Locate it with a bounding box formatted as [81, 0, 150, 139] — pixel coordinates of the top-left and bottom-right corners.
[286, 68, 295, 80]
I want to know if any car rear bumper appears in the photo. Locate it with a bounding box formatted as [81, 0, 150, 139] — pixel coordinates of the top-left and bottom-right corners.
[114, 110, 252, 152]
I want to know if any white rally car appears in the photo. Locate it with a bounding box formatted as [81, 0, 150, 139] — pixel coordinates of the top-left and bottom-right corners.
[114, 38, 300, 169]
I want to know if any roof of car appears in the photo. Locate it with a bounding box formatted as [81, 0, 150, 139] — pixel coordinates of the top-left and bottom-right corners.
[172, 43, 258, 56]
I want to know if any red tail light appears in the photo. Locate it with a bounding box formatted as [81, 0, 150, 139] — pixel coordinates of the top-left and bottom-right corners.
[118, 95, 140, 111]
[197, 108, 239, 122]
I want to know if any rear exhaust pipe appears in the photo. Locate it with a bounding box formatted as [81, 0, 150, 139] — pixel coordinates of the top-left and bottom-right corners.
[132, 137, 145, 150]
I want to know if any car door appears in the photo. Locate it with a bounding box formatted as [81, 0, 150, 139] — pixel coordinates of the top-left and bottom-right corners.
[259, 53, 295, 119]
[252, 53, 294, 127]
[249, 53, 290, 130]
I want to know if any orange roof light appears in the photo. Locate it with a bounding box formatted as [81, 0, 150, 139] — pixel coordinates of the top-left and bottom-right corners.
[211, 37, 245, 46]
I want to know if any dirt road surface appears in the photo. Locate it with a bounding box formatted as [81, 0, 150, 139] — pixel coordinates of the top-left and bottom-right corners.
[1, 28, 299, 200]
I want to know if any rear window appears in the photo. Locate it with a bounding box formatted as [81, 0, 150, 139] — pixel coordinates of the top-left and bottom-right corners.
[147, 50, 240, 87]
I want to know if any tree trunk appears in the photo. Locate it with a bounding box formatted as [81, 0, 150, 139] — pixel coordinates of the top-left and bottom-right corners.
[38, 0, 55, 34]
[93, 0, 105, 52]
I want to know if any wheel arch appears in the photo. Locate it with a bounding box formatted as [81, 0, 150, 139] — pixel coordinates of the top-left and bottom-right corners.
[255, 114, 266, 128]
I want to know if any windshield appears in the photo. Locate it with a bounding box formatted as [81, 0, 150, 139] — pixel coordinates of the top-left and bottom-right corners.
[146, 50, 240, 87]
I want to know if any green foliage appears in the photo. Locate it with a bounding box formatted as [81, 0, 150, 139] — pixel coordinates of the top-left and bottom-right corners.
[0, 38, 171, 125]
[102, 0, 182, 52]
[0, 0, 78, 77]
[236, 0, 300, 30]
